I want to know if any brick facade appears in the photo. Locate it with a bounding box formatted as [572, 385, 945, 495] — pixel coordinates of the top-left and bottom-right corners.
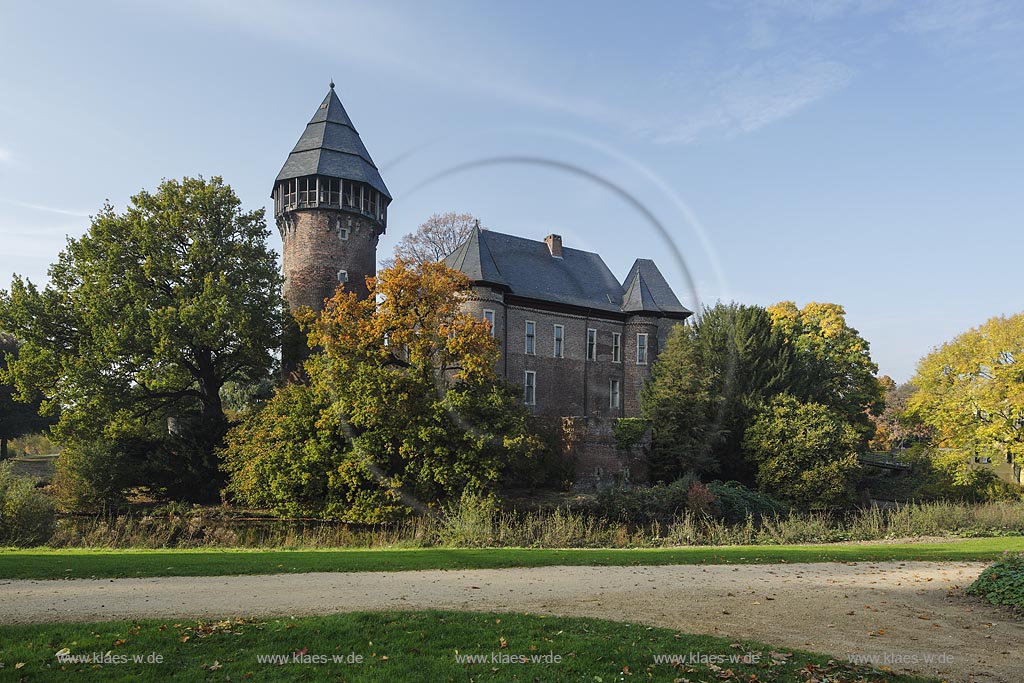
[463, 287, 679, 419]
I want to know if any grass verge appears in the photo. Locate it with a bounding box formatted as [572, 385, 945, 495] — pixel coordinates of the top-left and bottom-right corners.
[0, 609, 939, 682]
[1, 536, 1021, 580]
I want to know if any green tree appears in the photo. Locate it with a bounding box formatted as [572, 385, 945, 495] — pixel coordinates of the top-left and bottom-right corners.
[743, 394, 862, 508]
[643, 303, 794, 483]
[0, 334, 54, 460]
[0, 176, 281, 503]
[767, 301, 883, 443]
[908, 312, 1024, 462]
[223, 259, 541, 520]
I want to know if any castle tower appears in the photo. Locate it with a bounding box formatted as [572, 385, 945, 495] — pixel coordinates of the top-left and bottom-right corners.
[273, 82, 391, 374]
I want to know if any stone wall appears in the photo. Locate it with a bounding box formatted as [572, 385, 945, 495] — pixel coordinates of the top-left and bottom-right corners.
[533, 416, 651, 490]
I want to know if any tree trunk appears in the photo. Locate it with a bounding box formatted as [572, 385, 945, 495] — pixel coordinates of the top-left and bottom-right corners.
[1, 437, 8, 460]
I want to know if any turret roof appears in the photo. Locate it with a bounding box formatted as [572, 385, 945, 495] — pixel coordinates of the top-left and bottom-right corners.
[274, 84, 391, 199]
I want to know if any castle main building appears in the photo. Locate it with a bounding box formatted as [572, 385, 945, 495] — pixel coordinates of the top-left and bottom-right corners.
[274, 85, 691, 417]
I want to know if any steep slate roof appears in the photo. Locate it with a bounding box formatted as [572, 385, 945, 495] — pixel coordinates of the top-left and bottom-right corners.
[621, 259, 692, 317]
[443, 226, 508, 288]
[444, 228, 691, 319]
[275, 84, 391, 199]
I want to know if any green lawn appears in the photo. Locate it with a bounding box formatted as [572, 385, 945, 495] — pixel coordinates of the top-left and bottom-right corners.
[1, 536, 1021, 580]
[0, 610, 938, 682]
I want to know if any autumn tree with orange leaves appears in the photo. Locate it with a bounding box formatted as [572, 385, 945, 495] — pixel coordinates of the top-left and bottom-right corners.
[222, 259, 540, 520]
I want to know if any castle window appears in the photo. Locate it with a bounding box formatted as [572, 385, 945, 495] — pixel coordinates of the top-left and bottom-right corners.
[283, 179, 297, 208]
[525, 320, 536, 355]
[483, 309, 495, 337]
[343, 180, 356, 209]
[524, 370, 536, 405]
[587, 328, 597, 361]
[322, 177, 341, 205]
[612, 332, 621, 363]
[609, 379, 620, 409]
[553, 325, 564, 358]
[337, 270, 348, 283]
[636, 333, 648, 365]
[338, 222, 349, 240]
[298, 177, 318, 206]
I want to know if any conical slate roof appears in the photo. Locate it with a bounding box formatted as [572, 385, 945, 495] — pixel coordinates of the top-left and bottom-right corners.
[274, 84, 391, 199]
[443, 225, 508, 288]
[621, 268, 658, 313]
[621, 259, 692, 317]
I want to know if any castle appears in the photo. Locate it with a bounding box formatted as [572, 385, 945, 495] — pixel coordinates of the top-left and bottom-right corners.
[274, 85, 691, 434]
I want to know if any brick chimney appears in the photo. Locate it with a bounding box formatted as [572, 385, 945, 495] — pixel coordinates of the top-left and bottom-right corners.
[544, 234, 563, 258]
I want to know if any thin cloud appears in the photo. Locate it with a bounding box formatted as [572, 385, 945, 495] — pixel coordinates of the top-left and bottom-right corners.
[0, 197, 91, 218]
[0, 147, 13, 165]
[159, 1, 853, 146]
[652, 57, 853, 144]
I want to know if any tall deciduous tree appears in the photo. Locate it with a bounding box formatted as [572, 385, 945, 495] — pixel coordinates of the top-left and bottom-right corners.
[767, 301, 883, 443]
[385, 212, 478, 266]
[0, 334, 54, 460]
[0, 176, 281, 500]
[226, 258, 539, 518]
[908, 312, 1024, 462]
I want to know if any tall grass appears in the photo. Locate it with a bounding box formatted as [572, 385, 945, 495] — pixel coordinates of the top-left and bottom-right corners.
[42, 499, 1024, 550]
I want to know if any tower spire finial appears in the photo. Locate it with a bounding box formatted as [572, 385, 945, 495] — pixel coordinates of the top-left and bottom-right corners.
[329, 78, 335, 90]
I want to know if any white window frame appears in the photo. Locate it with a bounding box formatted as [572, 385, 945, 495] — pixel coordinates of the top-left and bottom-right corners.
[483, 309, 495, 337]
[525, 320, 536, 355]
[524, 370, 536, 405]
[553, 324, 564, 358]
[612, 332, 621, 363]
[337, 270, 348, 283]
[587, 328, 598, 361]
[609, 378, 620, 409]
[636, 333, 648, 365]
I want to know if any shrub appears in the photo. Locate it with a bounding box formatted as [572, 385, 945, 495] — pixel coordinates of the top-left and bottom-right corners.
[0, 461, 56, 546]
[613, 418, 650, 450]
[220, 383, 407, 522]
[595, 477, 698, 524]
[967, 552, 1024, 607]
[51, 433, 155, 512]
[686, 482, 716, 515]
[706, 481, 788, 523]
[434, 491, 498, 547]
[743, 395, 862, 508]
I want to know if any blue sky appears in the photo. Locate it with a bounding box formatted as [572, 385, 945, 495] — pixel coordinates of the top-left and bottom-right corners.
[1, 0, 1022, 382]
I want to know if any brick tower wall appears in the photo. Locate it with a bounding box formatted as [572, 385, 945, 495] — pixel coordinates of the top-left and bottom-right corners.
[279, 209, 381, 310]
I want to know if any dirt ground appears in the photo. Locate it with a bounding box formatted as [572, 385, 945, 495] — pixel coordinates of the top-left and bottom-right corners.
[2, 561, 1020, 683]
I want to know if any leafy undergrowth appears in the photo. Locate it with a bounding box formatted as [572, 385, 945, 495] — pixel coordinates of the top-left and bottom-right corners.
[967, 551, 1024, 606]
[0, 610, 938, 682]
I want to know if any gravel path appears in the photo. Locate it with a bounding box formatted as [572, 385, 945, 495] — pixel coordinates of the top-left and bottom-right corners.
[2, 561, 1020, 683]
